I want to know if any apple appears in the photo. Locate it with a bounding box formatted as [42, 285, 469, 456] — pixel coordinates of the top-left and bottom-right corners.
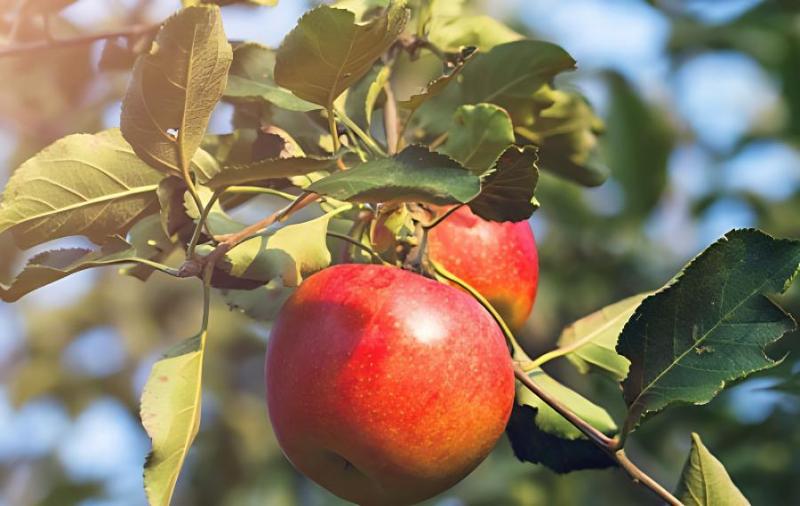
[266, 264, 515, 506]
[427, 206, 539, 330]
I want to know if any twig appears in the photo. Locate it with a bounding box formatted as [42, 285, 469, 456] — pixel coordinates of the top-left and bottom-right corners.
[383, 83, 399, 155]
[0, 23, 159, 58]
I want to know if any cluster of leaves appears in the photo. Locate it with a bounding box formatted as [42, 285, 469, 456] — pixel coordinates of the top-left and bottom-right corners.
[0, 1, 798, 505]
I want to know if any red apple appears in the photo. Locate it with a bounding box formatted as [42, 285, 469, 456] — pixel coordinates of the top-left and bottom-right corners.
[266, 264, 514, 506]
[428, 206, 539, 330]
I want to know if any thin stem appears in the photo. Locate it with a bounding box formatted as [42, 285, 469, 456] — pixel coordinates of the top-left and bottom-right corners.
[187, 189, 221, 258]
[0, 23, 159, 58]
[336, 108, 387, 157]
[327, 107, 341, 153]
[383, 83, 399, 155]
[423, 204, 463, 230]
[429, 131, 449, 150]
[616, 451, 683, 506]
[326, 232, 389, 265]
[223, 186, 296, 200]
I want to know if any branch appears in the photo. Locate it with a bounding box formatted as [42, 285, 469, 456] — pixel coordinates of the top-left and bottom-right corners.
[0, 23, 159, 58]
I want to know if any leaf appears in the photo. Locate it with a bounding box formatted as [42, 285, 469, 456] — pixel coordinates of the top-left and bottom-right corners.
[204, 156, 335, 190]
[397, 46, 476, 130]
[222, 206, 350, 286]
[274, 4, 409, 108]
[307, 145, 480, 204]
[157, 177, 191, 237]
[141, 333, 206, 506]
[429, 15, 522, 51]
[224, 43, 319, 112]
[517, 87, 609, 187]
[440, 103, 514, 175]
[222, 278, 295, 321]
[0, 129, 164, 249]
[617, 229, 800, 435]
[506, 368, 617, 473]
[344, 64, 391, 128]
[468, 146, 539, 222]
[461, 40, 576, 107]
[121, 5, 233, 175]
[556, 294, 646, 382]
[674, 433, 750, 506]
[121, 215, 177, 281]
[0, 238, 142, 302]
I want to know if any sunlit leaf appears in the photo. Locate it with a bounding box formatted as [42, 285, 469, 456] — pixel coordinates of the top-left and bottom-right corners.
[222, 206, 351, 286]
[506, 367, 617, 473]
[307, 145, 480, 204]
[223, 278, 295, 321]
[344, 64, 391, 128]
[440, 103, 514, 174]
[429, 15, 521, 51]
[121, 5, 232, 175]
[675, 433, 750, 506]
[0, 129, 164, 248]
[274, 3, 409, 108]
[618, 229, 800, 435]
[468, 146, 539, 222]
[224, 43, 319, 112]
[141, 333, 206, 506]
[556, 294, 646, 382]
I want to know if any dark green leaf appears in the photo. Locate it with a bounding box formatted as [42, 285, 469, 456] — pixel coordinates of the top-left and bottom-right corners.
[468, 146, 539, 222]
[0, 129, 164, 248]
[675, 433, 750, 506]
[618, 229, 800, 435]
[274, 4, 409, 107]
[440, 103, 514, 174]
[224, 43, 319, 112]
[307, 145, 480, 204]
[204, 157, 335, 189]
[121, 5, 232, 175]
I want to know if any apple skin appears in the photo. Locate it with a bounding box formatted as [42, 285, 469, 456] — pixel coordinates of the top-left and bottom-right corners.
[266, 264, 515, 506]
[428, 206, 539, 330]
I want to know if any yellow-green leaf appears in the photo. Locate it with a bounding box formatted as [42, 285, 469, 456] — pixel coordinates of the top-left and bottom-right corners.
[0, 129, 164, 249]
[675, 433, 750, 506]
[121, 5, 232, 175]
[141, 333, 206, 506]
[274, 3, 409, 107]
[440, 103, 514, 174]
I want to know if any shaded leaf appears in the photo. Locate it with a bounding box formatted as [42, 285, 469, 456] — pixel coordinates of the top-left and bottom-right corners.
[441, 103, 514, 174]
[618, 229, 800, 435]
[224, 43, 319, 112]
[121, 5, 232, 175]
[468, 146, 539, 222]
[675, 433, 750, 506]
[223, 278, 295, 321]
[307, 145, 480, 204]
[141, 333, 206, 506]
[344, 64, 391, 128]
[222, 206, 351, 286]
[506, 367, 617, 473]
[121, 215, 178, 281]
[0, 237, 148, 302]
[0, 129, 163, 248]
[157, 177, 191, 237]
[274, 4, 409, 107]
[205, 156, 335, 190]
[556, 294, 646, 382]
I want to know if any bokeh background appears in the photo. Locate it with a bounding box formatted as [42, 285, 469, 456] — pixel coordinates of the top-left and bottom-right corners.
[1, 0, 799, 504]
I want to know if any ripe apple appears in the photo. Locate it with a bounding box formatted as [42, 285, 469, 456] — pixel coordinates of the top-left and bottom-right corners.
[427, 206, 539, 330]
[266, 264, 515, 506]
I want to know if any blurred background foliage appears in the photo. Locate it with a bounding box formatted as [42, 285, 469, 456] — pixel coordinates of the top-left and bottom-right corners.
[0, 0, 799, 505]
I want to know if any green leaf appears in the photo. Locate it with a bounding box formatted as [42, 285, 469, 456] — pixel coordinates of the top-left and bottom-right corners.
[121, 215, 178, 281]
[440, 103, 514, 174]
[556, 294, 646, 382]
[224, 43, 319, 112]
[675, 433, 750, 506]
[344, 64, 391, 128]
[618, 229, 800, 435]
[223, 278, 294, 321]
[121, 5, 232, 175]
[307, 145, 480, 204]
[468, 146, 539, 223]
[0, 129, 164, 249]
[0, 237, 148, 302]
[141, 333, 206, 506]
[604, 71, 674, 213]
[274, 4, 409, 108]
[517, 87, 609, 187]
[506, 367, 617, 473]
[461, 40, 576, 106]
[429, 15, 521, 51]
[204, 156, 335, 189]
[222, 206, 350, 286]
